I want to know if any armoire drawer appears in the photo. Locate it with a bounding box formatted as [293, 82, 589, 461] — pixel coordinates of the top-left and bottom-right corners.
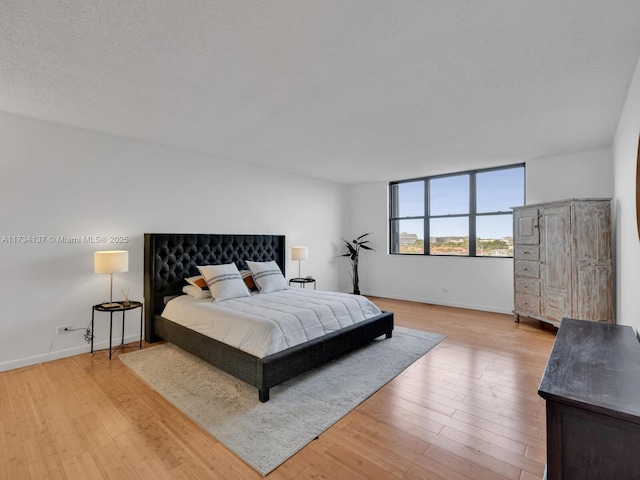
[515, 276, 541, 295]
[515, 260, 540, 278]
[514, 245, 540, 260]
[515, 293, 541, 315]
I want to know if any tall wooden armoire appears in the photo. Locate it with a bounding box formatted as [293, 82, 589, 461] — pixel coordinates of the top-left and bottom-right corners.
[512, 199, 613, 326]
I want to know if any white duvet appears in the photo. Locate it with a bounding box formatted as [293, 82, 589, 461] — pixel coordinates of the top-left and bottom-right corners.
[161, 288, 383, 358]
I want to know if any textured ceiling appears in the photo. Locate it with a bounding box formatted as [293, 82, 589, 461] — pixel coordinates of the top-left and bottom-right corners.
[2, 1, 640, 184]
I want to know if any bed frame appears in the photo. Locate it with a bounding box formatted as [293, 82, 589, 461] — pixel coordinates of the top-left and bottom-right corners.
[144, 233, 394, 402]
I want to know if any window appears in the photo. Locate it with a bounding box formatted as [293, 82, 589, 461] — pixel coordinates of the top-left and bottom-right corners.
[389, 164, 524, 257]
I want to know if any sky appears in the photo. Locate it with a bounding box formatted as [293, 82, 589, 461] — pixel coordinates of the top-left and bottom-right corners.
[394, 166, 524, 238]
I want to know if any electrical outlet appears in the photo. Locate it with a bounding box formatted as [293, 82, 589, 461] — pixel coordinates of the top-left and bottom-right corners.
[56, 325, 72, 334]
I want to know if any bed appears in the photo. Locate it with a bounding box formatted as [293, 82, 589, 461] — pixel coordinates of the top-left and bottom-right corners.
[144, 233, 394, 402]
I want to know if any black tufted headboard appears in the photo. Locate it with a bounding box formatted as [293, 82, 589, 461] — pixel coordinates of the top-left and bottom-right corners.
[143, 233, 286, 342]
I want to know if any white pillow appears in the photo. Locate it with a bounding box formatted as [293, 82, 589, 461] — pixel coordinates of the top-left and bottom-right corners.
[197, 263, 251, 301]
[246, 260, 288, 293]
[182, 285, 212, 299]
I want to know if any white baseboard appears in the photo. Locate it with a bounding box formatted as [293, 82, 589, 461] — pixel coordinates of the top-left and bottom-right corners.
[360, 290, 514, 316]
[0, 333, 142, 373]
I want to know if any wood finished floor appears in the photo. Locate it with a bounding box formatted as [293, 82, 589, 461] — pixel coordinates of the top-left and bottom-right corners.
[0, 297, 557, 480]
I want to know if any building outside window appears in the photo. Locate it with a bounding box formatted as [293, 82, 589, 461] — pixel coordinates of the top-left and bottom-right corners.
[389, 164, 525, 257]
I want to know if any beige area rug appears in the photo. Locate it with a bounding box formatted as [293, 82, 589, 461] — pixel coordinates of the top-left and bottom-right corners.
[119, 326, 446, 475]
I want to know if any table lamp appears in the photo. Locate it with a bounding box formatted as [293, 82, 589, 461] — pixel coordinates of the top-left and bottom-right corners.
[94, 250, 129, 307]
[291, 246, 308, 279]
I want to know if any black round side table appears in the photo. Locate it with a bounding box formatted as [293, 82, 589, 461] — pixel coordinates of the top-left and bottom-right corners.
[91, 301, 143, 359]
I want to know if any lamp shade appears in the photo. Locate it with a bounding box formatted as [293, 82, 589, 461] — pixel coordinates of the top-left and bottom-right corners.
[94, 250, 129, 274]
[291, 246, 308, 261]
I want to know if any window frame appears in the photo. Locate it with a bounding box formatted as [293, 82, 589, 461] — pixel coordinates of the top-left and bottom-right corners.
[389, 163, 525, 257]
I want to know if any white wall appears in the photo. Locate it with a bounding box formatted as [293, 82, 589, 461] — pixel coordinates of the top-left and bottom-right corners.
[526, 148, 613, 205]
[613, 54, 640, 332]
[0, 112, 347, 371]
[348, 149, 613, 314]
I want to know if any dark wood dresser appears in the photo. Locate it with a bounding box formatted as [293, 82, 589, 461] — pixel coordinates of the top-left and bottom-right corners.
[538, 318, 640, 479]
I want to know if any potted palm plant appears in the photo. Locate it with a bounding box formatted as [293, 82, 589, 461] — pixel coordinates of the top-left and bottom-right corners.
[339, 233, 374, 295]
